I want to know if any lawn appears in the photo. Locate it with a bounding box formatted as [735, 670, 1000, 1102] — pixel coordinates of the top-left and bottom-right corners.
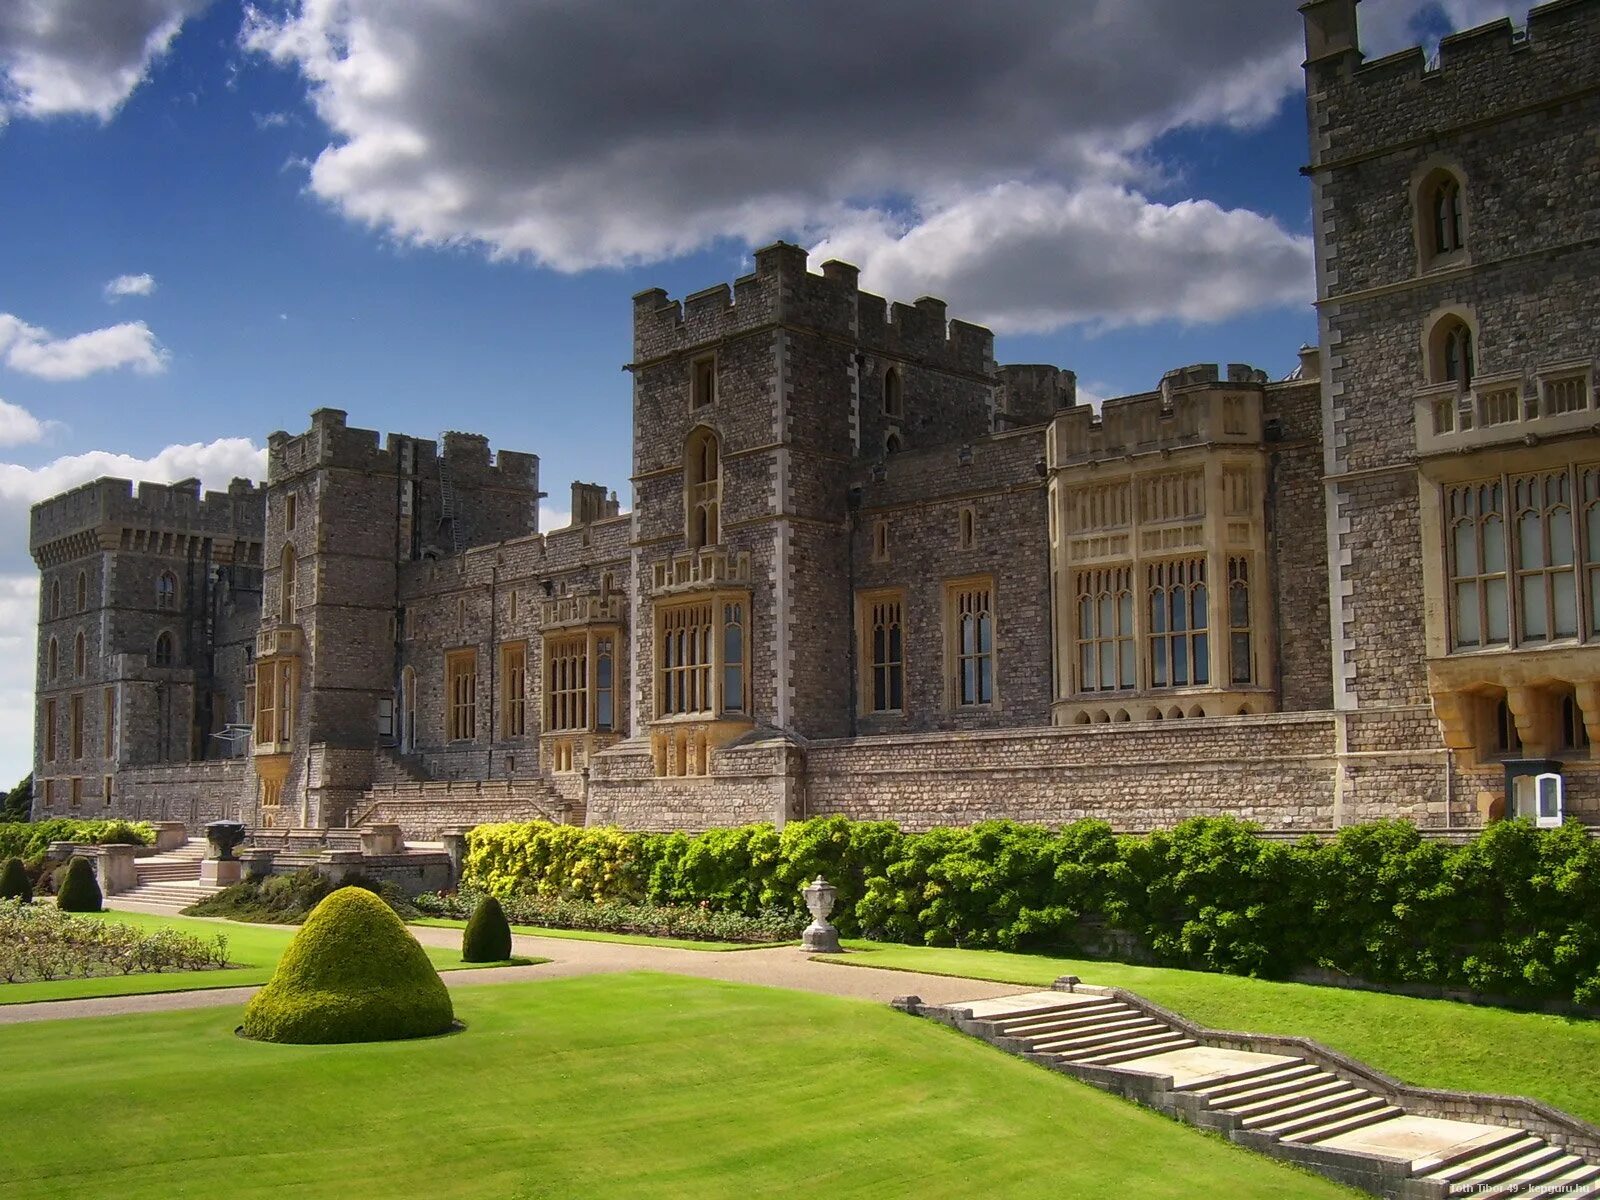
[0, 973, 1354, 1200]
[817, 942, 1600, 1126]
[0, 910, 534, 1005]
[411, 915, 783, 952]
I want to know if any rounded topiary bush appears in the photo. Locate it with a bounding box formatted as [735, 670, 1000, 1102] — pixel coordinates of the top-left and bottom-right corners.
[241, 885, 454, 1044]
[0, 856, 30, 903]
[461, 895, 512, 963]
[56, 856, 102, 912]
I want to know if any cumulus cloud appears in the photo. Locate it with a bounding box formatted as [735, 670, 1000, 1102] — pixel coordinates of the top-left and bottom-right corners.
[0, 0, 210, 125]
[0, 313, 168, 380]
[811, 184, 1312, 334]
[103, 272, 156, 300]
[3, 435, 265, 781]
[0, 398, 51, 447]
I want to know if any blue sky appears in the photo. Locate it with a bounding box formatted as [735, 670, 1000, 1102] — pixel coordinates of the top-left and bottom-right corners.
[2, 0, 1522, 782]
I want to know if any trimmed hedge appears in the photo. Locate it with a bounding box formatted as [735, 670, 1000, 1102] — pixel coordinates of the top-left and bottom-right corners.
[461, 896, 512, 962]
[0, 856, 30, 903]
[0, 819, 154, 862]
[415, 890, 805, 944]
[463, 815, 1600, 1006]
[241, 887, 454, 1044]
[55, 856, 102, 913]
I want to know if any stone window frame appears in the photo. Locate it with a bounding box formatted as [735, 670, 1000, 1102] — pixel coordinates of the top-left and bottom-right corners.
[1410, 157, 1470, 275]
[69, 693, 83, 760]
[49, 579, 61, 619]
[685, 425, 721, 549]
[1439, 463, 1600, 654]
[156, 570, 178, 611]
[1422, 306, 1479, 391]
[944, 575, 997, 709]
[103, 687, 116, 758]
[444, 647, 478, 742]
[1147, 557, 1212, 690]
[285, 491, 298, 532]
[70, 777, 81, 809]
[689, 351, 717, 411]
[43, 697, 56, 761]
[871, 517, 890, 564]
[47, 636, 59, 681]
[501, 640, 529, 738]
[544, 633, 587, 733]
[152, 630, 175, 667]
[857, 587, 907, 716]
[102, 776, 113, 809]
[76, 571, 87, 612]
[653, 592, 747, 720]
[74, 631, 86, 677]
[957, 505, 977, 550]
[883, 366, 904, 419]
[278, 545, 297, 625]
[1074, 566, 1136, 694]
[884, 430, 903, 456]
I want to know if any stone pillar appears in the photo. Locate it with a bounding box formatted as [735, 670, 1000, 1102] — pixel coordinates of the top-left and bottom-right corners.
[359, 823, 404, 857]
[440, 828, 470, 886]
[95, 844, 140, 896]
[151, 821, 190, 852]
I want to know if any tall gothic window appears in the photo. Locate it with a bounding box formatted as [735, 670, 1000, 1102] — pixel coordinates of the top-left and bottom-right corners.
[50, 580, 61, 619]
[47, 637, 59, 680]
[685, 428, 720, 549]
[157, 571, 177, 610]
[883, 367, 903, 419]
[153, 631, 174, 667]
[501, 642, 527, 738]
[445, 649, 477, 741]
[546, 636, 588, 732]
[1431, 317, 1475, 390]
[1417, 167, 1467, 267]
[722, 602, 745, 714]
[690, 355, 716, 409]
[279, 546, 297, 624]
[655, 598, 745, 718]
[76, 572, 87, 612]
[595, 636, 615, 731]
[1148, 559, 1209, 688]
[1228, 558, 1254, 685]
[861, 592, 905, 713]
[948, 579, 995, 707]
[74, 632, 86, 677]
[1075, 568, 1135, 692]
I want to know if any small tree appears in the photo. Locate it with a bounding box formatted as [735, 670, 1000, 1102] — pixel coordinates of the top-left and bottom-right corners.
[57, 856, 103, 913]
[1, 774, 31, 822]
[461, 894, 512, 963]
[0, 856, 30, 903]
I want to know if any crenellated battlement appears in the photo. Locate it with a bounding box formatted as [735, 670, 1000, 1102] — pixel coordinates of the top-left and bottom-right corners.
[633, 240, 994, 376]
[1048, 366, 1270, 465]
[1305, 0, 1600, 163]
[30, 474, 263, 554]
[266, 409, 537, 493]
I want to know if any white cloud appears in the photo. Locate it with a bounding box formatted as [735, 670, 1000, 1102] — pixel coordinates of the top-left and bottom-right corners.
[0, 0, 210, 125]
[539, 505, 572, 533]
[811, 184, 1313, 334]
[103, 272, 156, 300]
[0, 398, 51, 447]
[5, 435, 266, 784]
[0, 313, 168, 380]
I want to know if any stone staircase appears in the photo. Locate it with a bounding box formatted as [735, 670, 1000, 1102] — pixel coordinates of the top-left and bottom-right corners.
[109, 840, 222, 911]
[905, 986, 1600, 1199]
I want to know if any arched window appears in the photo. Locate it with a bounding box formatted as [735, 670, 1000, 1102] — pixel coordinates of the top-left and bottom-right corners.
[685, 428, 720, 549]
[156, 571, 177, 610]
[722, 602, 745, 714]
[50, 580, 61, 619]
[279, 545, 297, 624]
[47, 637, 58, 680]
[883, 367, 903, 419]
[76, 572, 88, 612]
[1429, 316, 1475, 390]
[74, 632, 86, 676]
[153, 631, 174, 667]
[1416, 167, 1467, 267]
[885, 431, 902, 456]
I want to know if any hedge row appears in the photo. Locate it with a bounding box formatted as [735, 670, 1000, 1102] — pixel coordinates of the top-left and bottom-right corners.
[463, 815, 1600, 1006]
[0, 819, 153, 862]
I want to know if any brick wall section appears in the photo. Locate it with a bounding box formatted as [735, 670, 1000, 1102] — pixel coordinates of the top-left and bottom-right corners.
[115, 760, 251, 828]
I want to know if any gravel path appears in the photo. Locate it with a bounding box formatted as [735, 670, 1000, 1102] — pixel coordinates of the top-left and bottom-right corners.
[0, 913, 1026, 1025]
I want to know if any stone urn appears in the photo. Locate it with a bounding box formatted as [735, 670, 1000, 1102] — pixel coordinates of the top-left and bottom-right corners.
[200, 820, 248, 887]
[801, 875, 842, 954]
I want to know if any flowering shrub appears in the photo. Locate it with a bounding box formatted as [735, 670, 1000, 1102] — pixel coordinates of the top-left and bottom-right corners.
[0, 902, 229, 983]
[412, 889, 803, 944]
[462, 815, 1600, 1005]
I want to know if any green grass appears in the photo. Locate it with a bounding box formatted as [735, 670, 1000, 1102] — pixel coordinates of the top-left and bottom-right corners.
[818, 941, 1600, 1126]
[0, 910, 535, 1005]
[412, 915, 785, 952]
[0, 973, 1354, 1200]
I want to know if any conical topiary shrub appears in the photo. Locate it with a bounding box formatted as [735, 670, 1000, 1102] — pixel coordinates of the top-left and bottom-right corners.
[241, 885, 454, 1044]
[56, 856, 102, 912]
[0, 856, 30, 903]
[461, 895, 512, 963]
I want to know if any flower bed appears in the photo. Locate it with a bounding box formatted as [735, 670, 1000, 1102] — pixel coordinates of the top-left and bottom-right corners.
[411, 890, 803, 944]
[0, 902, 229, 983]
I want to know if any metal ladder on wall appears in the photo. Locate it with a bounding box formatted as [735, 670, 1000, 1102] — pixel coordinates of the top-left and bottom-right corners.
[437, 456, 464, 556]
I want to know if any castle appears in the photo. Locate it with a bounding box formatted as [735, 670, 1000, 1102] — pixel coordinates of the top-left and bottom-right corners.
[30, 0, 1600, 839]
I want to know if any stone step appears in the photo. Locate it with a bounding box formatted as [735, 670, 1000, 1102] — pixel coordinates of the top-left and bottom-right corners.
[1075, 1033, 1198, 1067]
[987, 1000, 1122, 1030]
[135, 864, 203, 881]
[1255, 1093, 1395, 1140]
[1030, 1019, 1171, 1055]
[1176, 1058, 1312, 1097]
[1421, 1134, 1552, 1185]
[1456, 1144, 1582, 1194]
[1199, 1063, 1329, 1108]
[1228, 1076, 1353, 1121]
[1239, 1083, 1373, 1131]
[996, 1007, 1143, 1040]
[1280, 1103, 1405, 1146]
